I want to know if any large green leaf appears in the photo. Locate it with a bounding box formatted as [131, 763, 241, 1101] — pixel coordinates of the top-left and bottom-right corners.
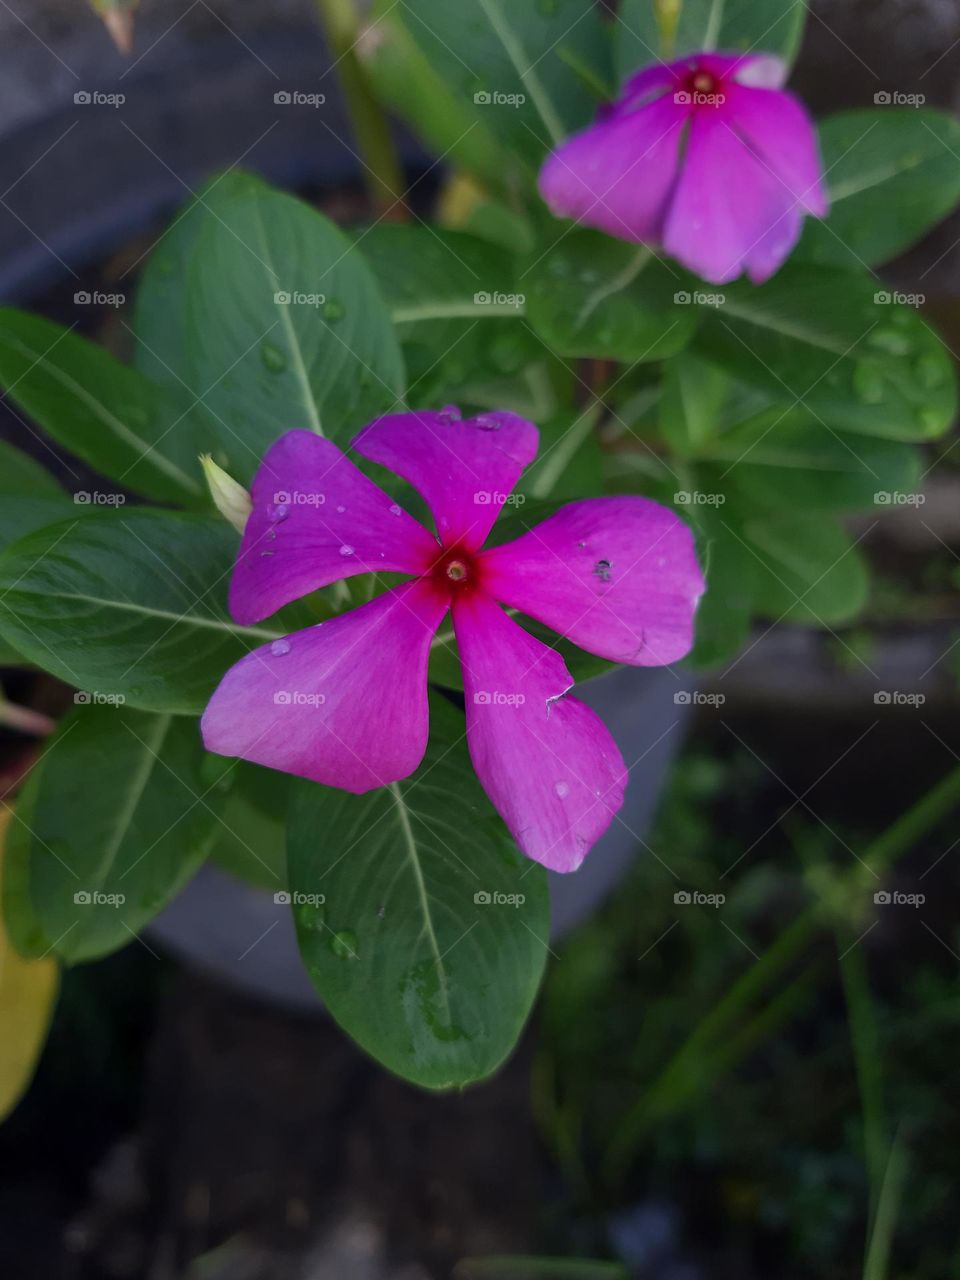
[20, 705, 228, 963]
[798, 110, 960, 270]
[616, 0, 806, 81]
[288, 695, 549, 1090]
[0, 309, 210, 505]
[525, 234, 699, 361]
[133, 169, 265, 388]
[184, 183, 405, 479]
[365, 0, 609, 181]
[0, 438, 79, 557]
[0, 509, 277, 714]
[209, 761, 289, 891]
[359, 223, 538, 403]
[693, 265, 957, 440]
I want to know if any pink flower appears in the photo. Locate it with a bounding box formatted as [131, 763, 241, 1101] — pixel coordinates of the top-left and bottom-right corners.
[201, 411, 704, 872]
[539, 52, 828, 285]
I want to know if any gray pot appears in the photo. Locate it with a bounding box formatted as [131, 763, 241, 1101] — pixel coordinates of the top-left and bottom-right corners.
[148, 664, 690, 1011]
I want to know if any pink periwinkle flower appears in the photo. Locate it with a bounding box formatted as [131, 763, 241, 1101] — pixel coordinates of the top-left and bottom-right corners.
[201, 411, 704, 873]
[539, 52, 828, 285]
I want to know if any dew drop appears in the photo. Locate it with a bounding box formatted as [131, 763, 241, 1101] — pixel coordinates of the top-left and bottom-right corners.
[868, 327, 913, 357]
[339, 544, 355, 557]
[329, 928, 358, 959]
[261, 341, 287, 373]
[322, 298, 344, 322]
[271, 503, 289, 523]
[336, 504, 346, 513]
[916, 406, 943, 434]
[389, 502, 402, 516]
[438, 404, 462, 422]
[554, 780, 570, 799]
[473, 414, 501, 431]
[298, 902, 325, 931]
[270, 638, 291, 656]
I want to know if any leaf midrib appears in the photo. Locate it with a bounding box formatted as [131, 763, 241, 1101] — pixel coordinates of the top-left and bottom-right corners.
[389, 780, 451, 1021]
[0, 590, 280, 641]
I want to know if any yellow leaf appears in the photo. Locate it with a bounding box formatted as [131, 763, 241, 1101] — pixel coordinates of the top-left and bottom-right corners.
[0, 806, 58, 1121]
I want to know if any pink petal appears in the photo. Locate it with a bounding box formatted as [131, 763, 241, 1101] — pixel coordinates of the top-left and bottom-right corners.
[662, 107, 806, 284]
[202, 579, 447, 792]
[481, 497, 704, 667]
[724, 83, 829, 217]
[229, 429, 438, 626]
[453, 591, 627, 873]
[538, 91, 687, 244]
[351, 409, 538, 551]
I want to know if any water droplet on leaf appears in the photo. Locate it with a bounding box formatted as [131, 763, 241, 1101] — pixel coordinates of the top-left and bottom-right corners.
[329, 929, 358, 959]
[261, 342, 287, 373]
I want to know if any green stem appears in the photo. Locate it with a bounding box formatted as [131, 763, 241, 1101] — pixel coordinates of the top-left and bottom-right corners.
[839, 941, 887, 1229]
[605, 763, 960, 1178]
[313, 0, 405, 215]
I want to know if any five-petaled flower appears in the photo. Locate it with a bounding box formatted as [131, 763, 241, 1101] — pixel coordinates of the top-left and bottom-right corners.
[202, 410, 704, 873]
[539, 52, 828, 285]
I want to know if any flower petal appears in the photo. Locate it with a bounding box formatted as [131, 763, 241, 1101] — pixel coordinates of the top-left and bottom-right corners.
[453, 592, 627, 873]
[202, 579, 447, 792]
[481, 497, 704, 666]
[662, 107, 806, 284]
[351, 409, 538, 551]
[724, 83, 828, 217]
[229, 429, 438, 626]
[538, 91, 687, 244]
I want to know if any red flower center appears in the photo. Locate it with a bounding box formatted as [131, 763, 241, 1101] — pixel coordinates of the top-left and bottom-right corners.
[430, 546, 483, 596]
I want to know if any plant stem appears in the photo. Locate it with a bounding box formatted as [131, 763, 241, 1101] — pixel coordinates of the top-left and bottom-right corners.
[605, 763, 960, 1178]
[312, 0, 406, 216]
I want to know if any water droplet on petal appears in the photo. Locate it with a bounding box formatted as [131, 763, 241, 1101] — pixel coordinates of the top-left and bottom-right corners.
[473, 414, 501, 431]
[389, 502, 402, 516]
[554, 780, 570, 799]
[270, 638, 291, 655]
[336, 505, 346, 513]
[339, 544, 355, 557]
[438, 404, 461, 422]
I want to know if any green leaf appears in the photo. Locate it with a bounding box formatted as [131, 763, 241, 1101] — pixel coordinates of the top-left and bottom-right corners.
[133, 170, 266, 386]
[616, 0, 806, 81]
[365, 0, 609, 181]
[20, 705, 228, 963]
[1, 771, 53, 958]
[0, 309, 210, 505]
[740, 512, 869, 625]
[525, 233, 698, 361]
[687, 513, 756, 668]
[288, 694, 549, 1090]
[704, 421, 922, 511]
[185, 182, 405, 479]
[0, 439, 79, 558]
[693, 265, 957, 440]
[797, 109, 960, 270]
[660, 352, 730, 455]
[0, 509, 277, 714]
[209, 762, 288, 891]
[359, 223, 538, 402]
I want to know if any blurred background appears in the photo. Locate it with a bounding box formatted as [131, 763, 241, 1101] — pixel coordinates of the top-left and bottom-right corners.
[2, 2, 960, 1278]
